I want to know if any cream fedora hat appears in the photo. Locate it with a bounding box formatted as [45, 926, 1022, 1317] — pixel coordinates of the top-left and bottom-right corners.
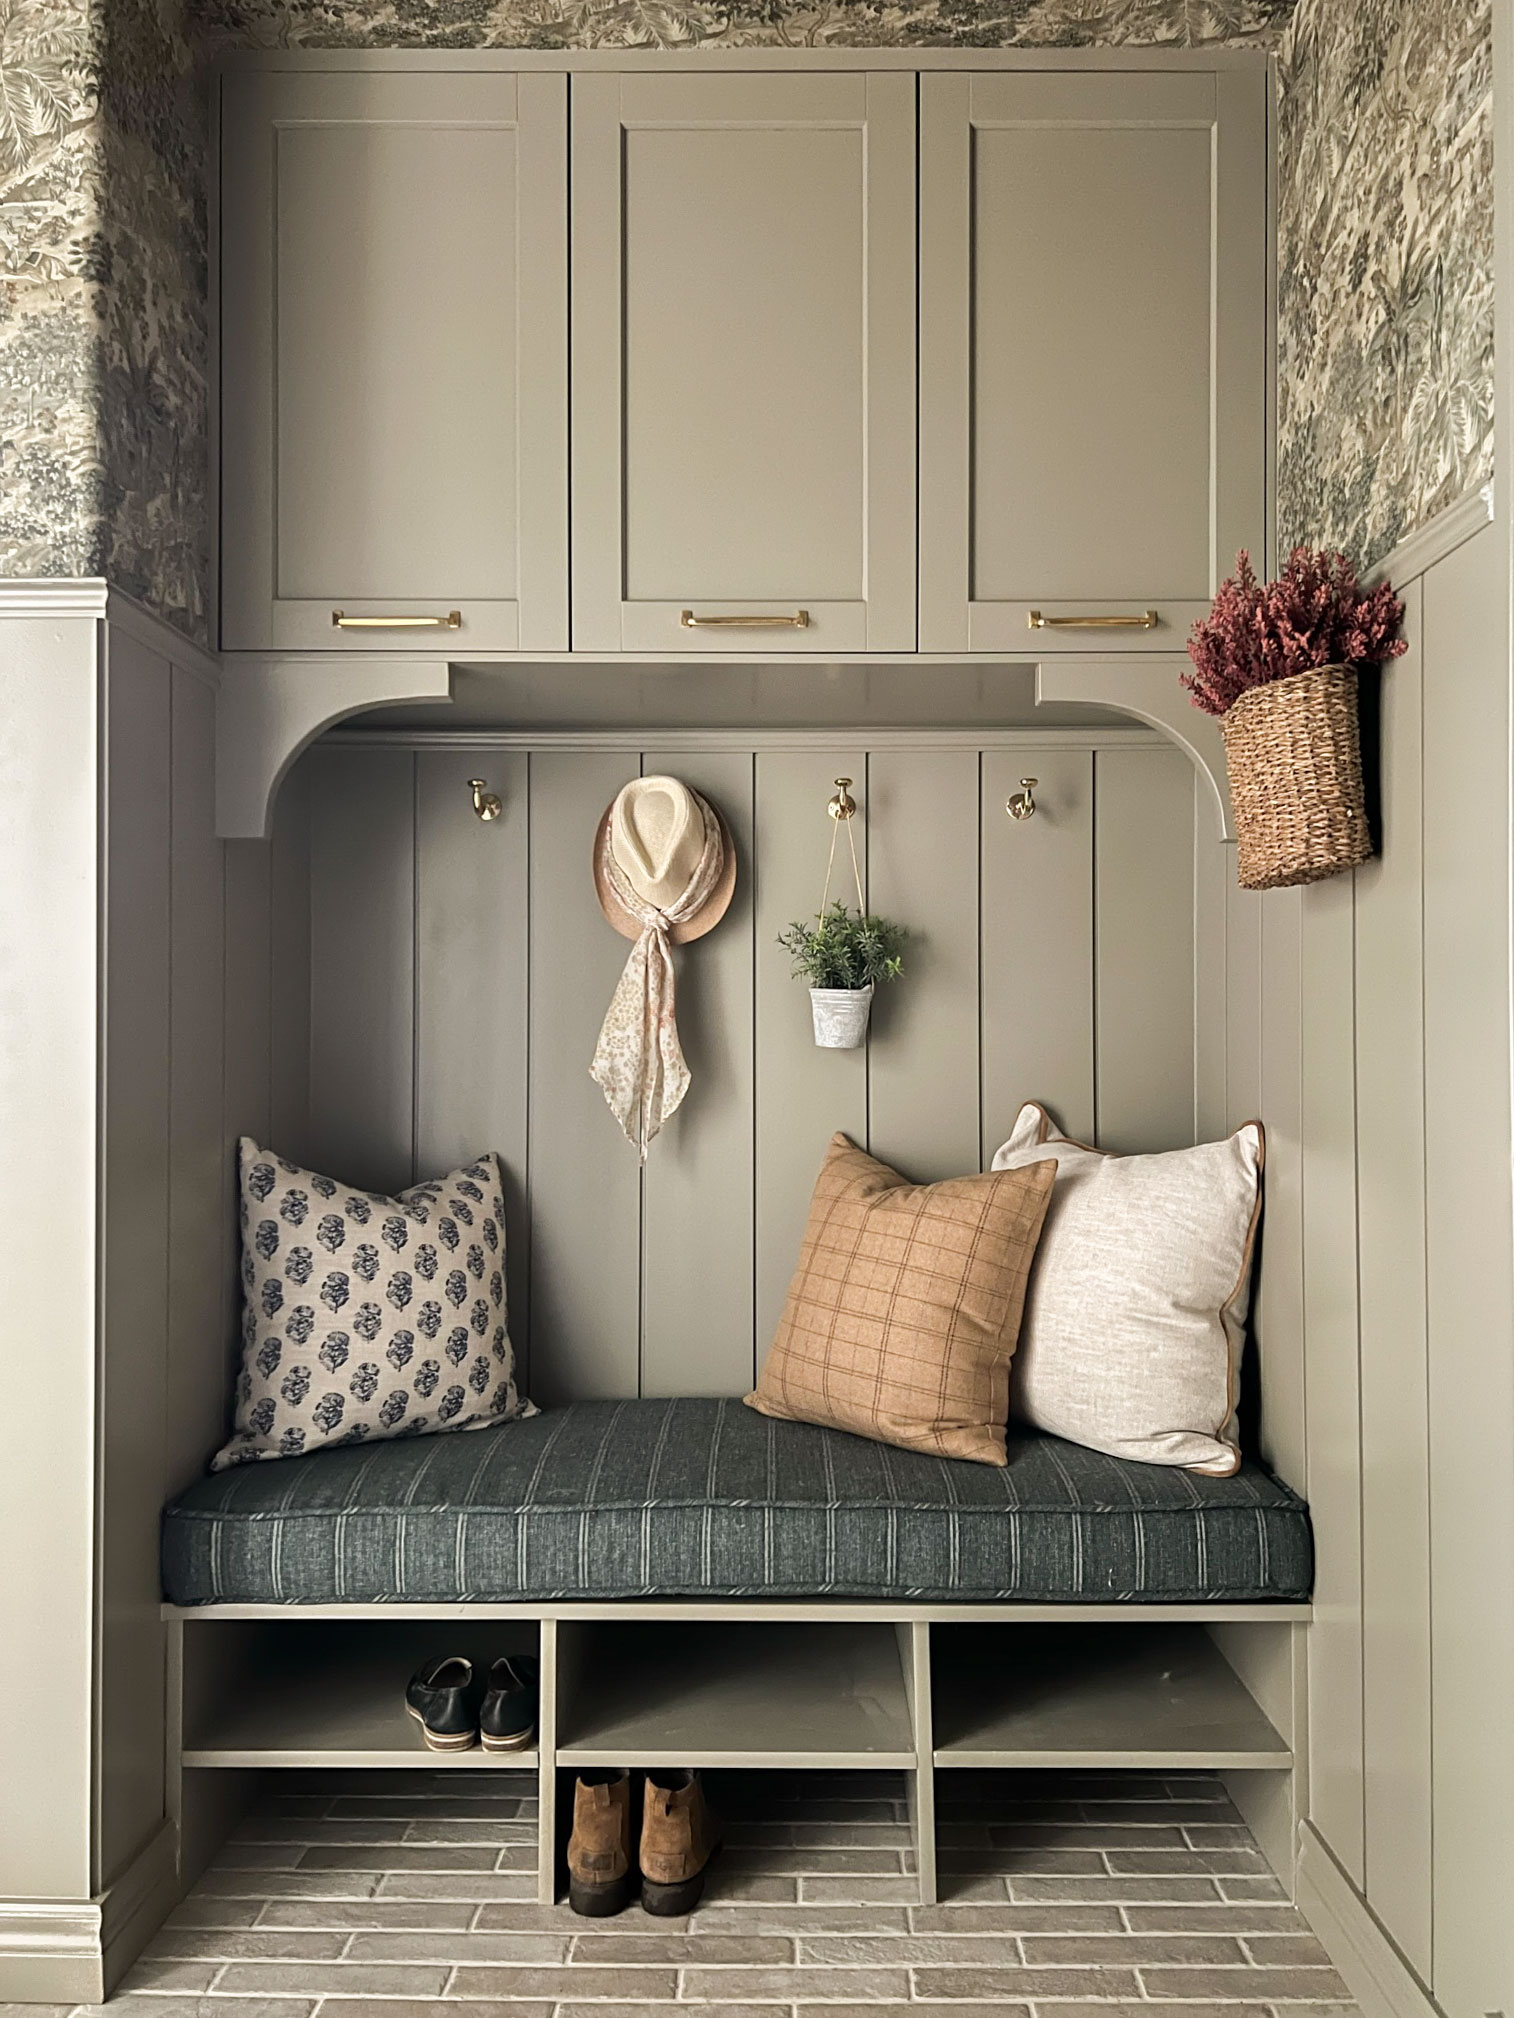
[593, 776, 738, 945]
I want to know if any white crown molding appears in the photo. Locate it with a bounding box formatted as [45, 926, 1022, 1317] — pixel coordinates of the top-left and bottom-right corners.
[1295, 1826, 1441, 2018]
[1364, 483, 1494, 590]
[0, 575, 110, 618]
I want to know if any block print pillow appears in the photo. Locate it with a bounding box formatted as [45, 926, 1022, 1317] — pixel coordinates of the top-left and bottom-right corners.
[212, 1139, 534, 1470]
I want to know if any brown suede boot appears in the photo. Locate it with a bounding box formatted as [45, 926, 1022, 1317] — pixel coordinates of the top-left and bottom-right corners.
[566, 1770, 633, 1916]
[639, 1769, 720, 1915]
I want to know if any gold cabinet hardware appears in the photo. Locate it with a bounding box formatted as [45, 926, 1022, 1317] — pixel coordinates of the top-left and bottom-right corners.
[468, 778, 502, 823]
[1027, 609, 1160, 630]
[1006, 777, 1038, 822]
[828, 776, 858, 823]
[680, 609, 810, 630]
[332, 610, 462, 630]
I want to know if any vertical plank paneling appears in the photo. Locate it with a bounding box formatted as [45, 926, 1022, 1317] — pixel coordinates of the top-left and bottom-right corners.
[1422, 527, 1514, 2013]
[1193, 793, 1230, 1145]
[269, 757, 312, 1165]
[100, 628, 172, 1885]
[1353, 580, 1431, 1977]
[306, 745, 416, 1195]
[980, 748, 1094, 1153]
[1255, 885, 1305, 1490]
[167, 669, 229, 1494]
[1224, 874, 1263, 1125]
[528, 750, 643, 1400]
[867, 749, 981, 1179]
[754, 749, 868, 1355]
[640, 751, 756, 1394]
[222, 839, 272, 1372]
[1094, 745, 1195, 1151]
[415, 751, 532, 1383]
[1299, 870, 1365, 1886]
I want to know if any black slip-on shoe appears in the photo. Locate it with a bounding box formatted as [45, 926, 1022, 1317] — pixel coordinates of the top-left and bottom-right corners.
[405, 1655, 480, 1751]
[480, 1654, 540, 1751]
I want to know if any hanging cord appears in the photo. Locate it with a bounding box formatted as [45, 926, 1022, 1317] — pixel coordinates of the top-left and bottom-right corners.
[820, 780, 866, 917]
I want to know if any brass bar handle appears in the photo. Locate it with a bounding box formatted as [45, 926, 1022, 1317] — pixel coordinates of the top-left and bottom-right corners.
[680, 609, 810, 630]
[1027, 609, 1160, 631]
[332, 610, 462, 631]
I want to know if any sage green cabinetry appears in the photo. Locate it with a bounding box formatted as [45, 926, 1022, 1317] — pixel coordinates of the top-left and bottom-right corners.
[569, 72, 917, 653]
[219, 69, 569, 653]
[918, 70, 1267, 653]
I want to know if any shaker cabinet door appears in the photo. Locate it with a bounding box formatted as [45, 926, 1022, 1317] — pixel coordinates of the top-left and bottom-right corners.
[220, 69, 568, 653]
[918, 71, 1266, 653]
[570, 73, 916, 654]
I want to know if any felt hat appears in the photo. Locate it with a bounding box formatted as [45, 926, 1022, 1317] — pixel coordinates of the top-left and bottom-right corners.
[593, 776, 738, 945]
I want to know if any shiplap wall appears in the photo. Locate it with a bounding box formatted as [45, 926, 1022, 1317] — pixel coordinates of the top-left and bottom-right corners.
[271, 736, 1208, 1404]
[1226, 520, 1514, 2014]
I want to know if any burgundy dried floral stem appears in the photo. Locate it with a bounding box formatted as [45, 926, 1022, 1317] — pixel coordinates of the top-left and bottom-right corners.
[1183, 547, 1407, 717]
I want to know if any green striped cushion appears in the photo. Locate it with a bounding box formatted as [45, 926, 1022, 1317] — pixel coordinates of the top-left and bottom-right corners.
[161, 1397, 1312, 1606]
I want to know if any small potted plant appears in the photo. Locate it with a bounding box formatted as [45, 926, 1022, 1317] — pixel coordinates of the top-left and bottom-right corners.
[1184, 547, 1406, 890]
[778, 902, 907, 1048]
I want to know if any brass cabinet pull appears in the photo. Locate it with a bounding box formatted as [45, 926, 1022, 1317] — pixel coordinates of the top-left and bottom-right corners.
[680, 609, 810, 630]
[332, 610, 462, 631]
[1027, 609, 1160, 631]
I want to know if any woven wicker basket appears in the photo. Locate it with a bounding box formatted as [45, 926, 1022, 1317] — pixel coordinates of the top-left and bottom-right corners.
[1221, 663, 1372, 891]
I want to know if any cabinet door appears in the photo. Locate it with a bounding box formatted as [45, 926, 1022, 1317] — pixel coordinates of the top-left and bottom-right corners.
[221, 70, 568, 653]
[919, 71, 1266, 653]
[571, 73, 916, 654]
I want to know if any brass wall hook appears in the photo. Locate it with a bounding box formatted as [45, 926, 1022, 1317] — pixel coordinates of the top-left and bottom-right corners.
[468, 777, 502, 822]
[827, 777, 858, 822]
[1006, 777, 1038, 822]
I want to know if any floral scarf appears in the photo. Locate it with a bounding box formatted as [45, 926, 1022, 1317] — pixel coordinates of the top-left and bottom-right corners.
[590, 795, 724, 1159]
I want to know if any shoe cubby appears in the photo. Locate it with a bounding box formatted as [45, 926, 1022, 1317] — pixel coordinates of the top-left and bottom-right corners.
[928, 1622, 1291, 1771]
[551, 1619, 920, 1770]
[178, 1617, 541, 1770]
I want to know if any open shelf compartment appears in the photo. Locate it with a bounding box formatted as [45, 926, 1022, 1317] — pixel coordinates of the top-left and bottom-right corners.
[555, 1619, 918, 1770]
[181, 1618, 541, 1769]
[930, 1623, 1291, 1771]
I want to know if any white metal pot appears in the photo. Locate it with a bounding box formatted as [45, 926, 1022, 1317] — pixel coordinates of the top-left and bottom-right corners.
[810, 983, 874, 1049]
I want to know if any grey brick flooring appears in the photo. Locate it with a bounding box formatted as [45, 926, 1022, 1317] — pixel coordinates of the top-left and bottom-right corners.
[43, 1770, 1358, 2015]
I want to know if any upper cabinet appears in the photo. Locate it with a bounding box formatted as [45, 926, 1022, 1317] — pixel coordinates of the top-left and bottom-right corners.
[917, 71, 1267, 653]
[217, 58, 1267, 663]
[219, 70, 569, 653]
[569, 73, 917, 654]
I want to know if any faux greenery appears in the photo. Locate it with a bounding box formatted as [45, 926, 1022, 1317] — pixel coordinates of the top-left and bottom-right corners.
[778, 902, 907, 991]
[1183, 546, 1406, 717]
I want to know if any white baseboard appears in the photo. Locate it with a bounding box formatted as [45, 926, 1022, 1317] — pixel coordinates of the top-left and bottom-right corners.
[1297, 1823, 1441, 2018]
[0, 1821, 180, 2004]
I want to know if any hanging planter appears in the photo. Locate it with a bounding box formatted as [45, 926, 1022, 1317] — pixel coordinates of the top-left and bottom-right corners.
[778, 778, 907, 1049]
[1184, 549, 1406, 892]
[809, 981, 875, 1049]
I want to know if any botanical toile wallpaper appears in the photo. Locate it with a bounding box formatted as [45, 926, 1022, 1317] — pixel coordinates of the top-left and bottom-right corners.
[0, 0, 1493, 642]
[1277, 0, 1494, 564]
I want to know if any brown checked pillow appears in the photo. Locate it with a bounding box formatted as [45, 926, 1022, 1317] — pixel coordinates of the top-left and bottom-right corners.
[746, 1134, 1057, 1466]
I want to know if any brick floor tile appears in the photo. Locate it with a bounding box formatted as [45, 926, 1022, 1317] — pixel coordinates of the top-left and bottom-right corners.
[911, 1964, 1143, 1999]
[679, 1966, 910, 2000]
[445, 1967, 679, 1999]
[1139, 1967, 1352, 2001]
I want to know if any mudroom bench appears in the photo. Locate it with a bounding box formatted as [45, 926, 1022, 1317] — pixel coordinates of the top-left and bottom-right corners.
[161, 1398, 1313, 1904]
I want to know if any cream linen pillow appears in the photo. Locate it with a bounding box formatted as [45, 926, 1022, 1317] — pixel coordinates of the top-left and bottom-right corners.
[990, 1104, 1264, 1475]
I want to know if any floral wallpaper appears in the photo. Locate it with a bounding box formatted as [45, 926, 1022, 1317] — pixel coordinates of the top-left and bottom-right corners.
[1277, 0, 1494, 568]
[0, 0, 1493, 638]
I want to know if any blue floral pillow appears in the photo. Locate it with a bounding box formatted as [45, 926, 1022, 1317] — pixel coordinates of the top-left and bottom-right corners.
[213, 1139, 534, 1469]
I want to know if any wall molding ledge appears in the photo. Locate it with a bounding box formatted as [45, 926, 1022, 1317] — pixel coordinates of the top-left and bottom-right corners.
[1365, 483, 1494, 591]
[0, 1820, 177, 2004]
[1297, 1824, 1442, 2018]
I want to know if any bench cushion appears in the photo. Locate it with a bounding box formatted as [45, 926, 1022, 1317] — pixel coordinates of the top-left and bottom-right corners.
[161, 1397, 1312, 1606]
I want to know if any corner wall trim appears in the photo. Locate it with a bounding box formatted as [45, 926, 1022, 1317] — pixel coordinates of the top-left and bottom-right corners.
[1296, 1824, 1442, 2018]
[1364, 483, 1494, 591]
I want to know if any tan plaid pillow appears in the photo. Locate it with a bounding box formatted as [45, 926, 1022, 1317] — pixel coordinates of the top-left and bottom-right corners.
[745, 1134, 1057, 1466]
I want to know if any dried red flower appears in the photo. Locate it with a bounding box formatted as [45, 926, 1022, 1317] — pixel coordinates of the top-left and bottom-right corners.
[1183, 547, 1406, 717]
